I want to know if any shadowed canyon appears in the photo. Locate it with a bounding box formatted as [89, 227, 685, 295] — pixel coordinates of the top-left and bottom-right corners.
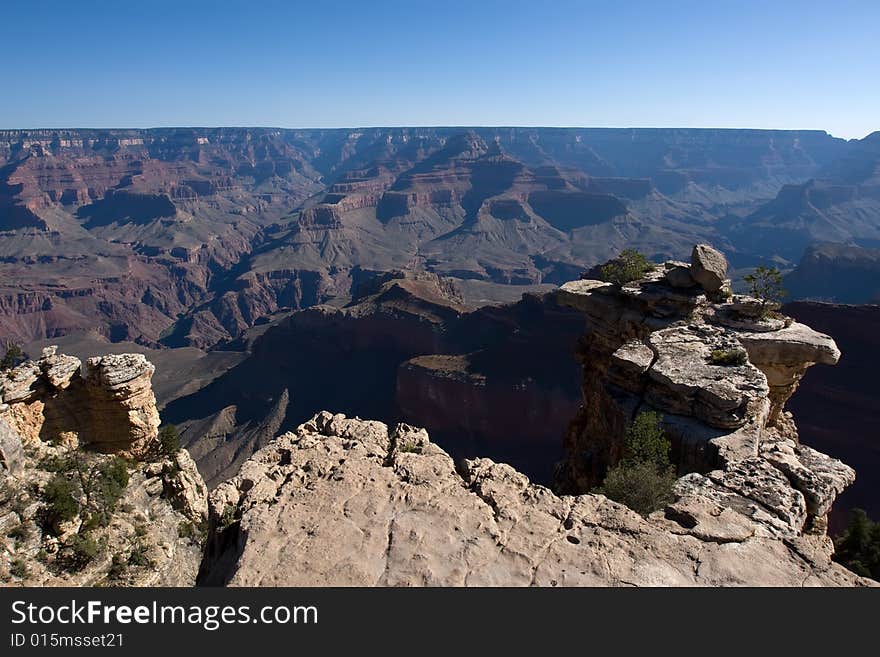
[2, 127, 879, 586]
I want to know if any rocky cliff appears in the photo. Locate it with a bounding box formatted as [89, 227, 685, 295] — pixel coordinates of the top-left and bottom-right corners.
[784, 243, 880, 304]
[197, 246, 870, 586]
[198, 411, 866, 586]
[0, 348, 207, 586]
[555, 245, 850, 538]
[783, 301, 880, 528]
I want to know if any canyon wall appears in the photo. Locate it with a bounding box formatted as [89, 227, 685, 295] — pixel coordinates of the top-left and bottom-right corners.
[1, 127, 864, 348]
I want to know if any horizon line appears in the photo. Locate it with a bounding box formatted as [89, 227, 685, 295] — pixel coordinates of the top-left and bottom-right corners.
[0, 125, 875, 141]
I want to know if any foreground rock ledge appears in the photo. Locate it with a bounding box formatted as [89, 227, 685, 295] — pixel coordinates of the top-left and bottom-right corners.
[200, 412, 871, 586]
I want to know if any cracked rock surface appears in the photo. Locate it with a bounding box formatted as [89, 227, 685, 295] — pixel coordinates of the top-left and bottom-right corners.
[199, 412, 870, 586]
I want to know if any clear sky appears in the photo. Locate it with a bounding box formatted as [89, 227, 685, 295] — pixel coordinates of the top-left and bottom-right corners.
[2, 0, 877, 139]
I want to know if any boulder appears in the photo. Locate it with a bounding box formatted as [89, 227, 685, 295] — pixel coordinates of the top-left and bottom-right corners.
[39, 347, 81, 390]
[81, 354, 160, 456]
[665, 262, 697, 288]
[690, 244, 728, 292]
[1, 348, 161, 457]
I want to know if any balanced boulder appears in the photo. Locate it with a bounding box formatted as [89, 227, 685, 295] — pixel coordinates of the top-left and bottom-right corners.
[691, 244, 728, 292]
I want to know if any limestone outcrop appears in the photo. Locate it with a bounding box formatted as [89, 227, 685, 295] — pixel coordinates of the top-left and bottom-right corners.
[0, 348, 208, 586]
[554, 247, 851, 543]
[199, 411, 869, 586]
[0, 347, 159, 457]
[0, 416, 23, 474]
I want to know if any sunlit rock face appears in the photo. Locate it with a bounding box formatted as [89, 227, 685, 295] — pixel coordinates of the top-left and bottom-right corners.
[554, 246, 849, 543]
[197, 411, 867, 587]
[0, 349, 207, 586]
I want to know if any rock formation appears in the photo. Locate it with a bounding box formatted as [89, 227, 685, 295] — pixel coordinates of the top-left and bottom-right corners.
[0, 349, 207, 586]
[0, 347, 159, 458]
[554, 246, 853, 542]
[195, 245, 871, 586]
[199, 411, 868, 586]
[784, 242, 880, 304]
[689, 243, 728, 292]
[782, 301, 880, 529]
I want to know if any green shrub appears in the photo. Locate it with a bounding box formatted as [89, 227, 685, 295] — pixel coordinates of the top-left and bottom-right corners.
[63, 535, 101, 571]
[10, 494, 29, 515]
[43, 475, 79, 526]
[599, 461, 678, 517]
[39, 453, 73, 473]
[158, 425, 181, 456]
[89, 457, 129, 513]
[7, 522, 31, 542]
[128, 543, 151, 568]
[600, 249, 653, 286]
[833, 508, 880, 579]
[1, 343, 26, 370]
[10, 558, 28, 579]
[620, 410, 670, 468]
[598, 410, 676, 516]
[218, 503, 238, 531]
[81, 511, 113, 532]
[709, 348, 748, 366]
[744, 265, 786, 316]
[178, 519, 208, 543]
[108, 554, 128, 581]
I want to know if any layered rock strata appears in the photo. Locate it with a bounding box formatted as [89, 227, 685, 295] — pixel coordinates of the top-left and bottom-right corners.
[0, 349, 207, 586]
[0, 347, 159, 458]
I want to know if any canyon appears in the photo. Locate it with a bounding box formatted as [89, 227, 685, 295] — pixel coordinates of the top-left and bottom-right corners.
[2, 126, 879, 585]
[3, 248, 874, 585]
[3, 127, 876, 350]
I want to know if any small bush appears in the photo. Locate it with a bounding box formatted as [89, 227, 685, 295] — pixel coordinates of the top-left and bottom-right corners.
[833, 508, 880, 580]
[10, 494, 29, 516]
[7, 522, 31, 543]
[158, 425, 181, 456]
[63, 535, 101, 571]
[178, 519, 208, 543]
[10, 558, 28, 579]
[744, 265, 786, 316]
[600, 461, 678, 517]
[81, 511, 113, 532]
[598, 410, 676, 516]
[600, 249, 653, 286]
[89, 457, 130, 513]
[620, 410, 670, 468]
[709, 348, 748, 366]
[43, 475, 79, 526]
[398, 441, 422, 454]
[39, 453, 74, 473]
[108, 554, 128, 581]
[128, 543, 151, 568]
[218, 503, 238, 531]
[1, 343, 26, 370]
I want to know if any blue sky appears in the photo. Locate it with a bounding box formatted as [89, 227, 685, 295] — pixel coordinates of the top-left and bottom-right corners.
[1, 0, 877, 138]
